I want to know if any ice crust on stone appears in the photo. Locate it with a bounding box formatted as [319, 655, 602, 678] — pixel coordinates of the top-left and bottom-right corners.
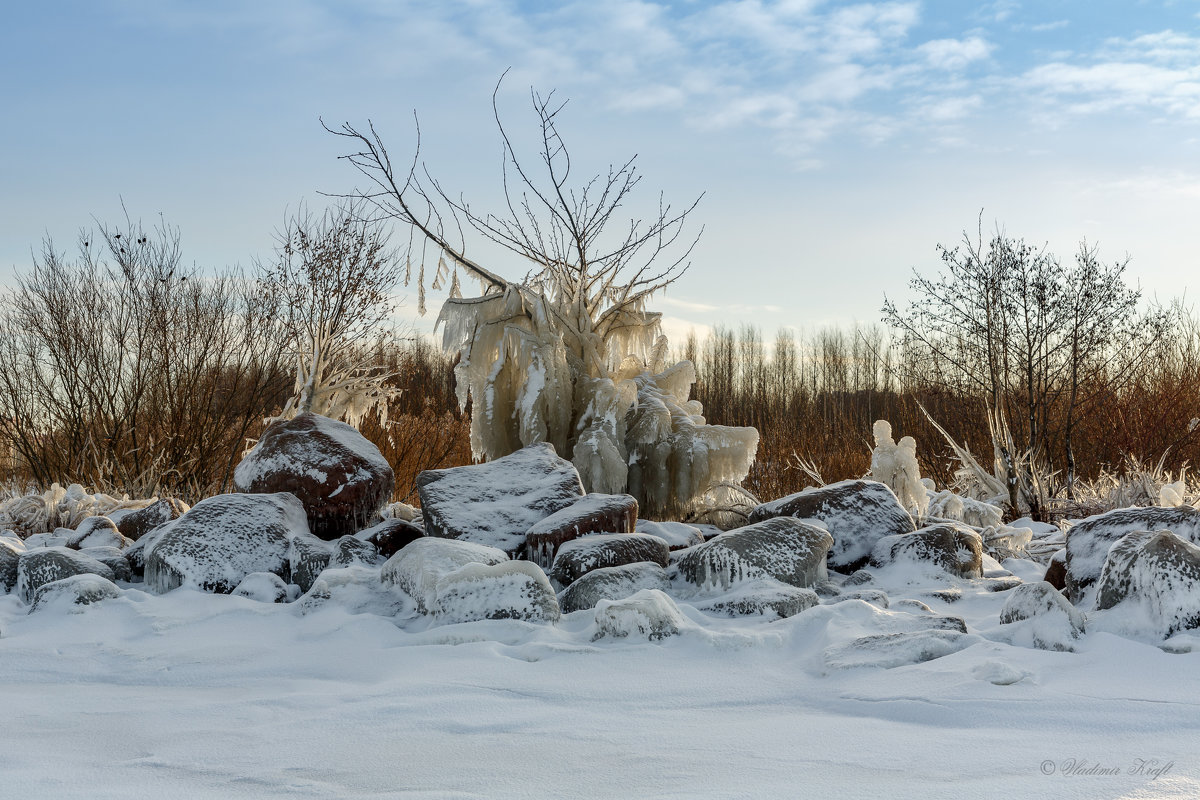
[558, 562, 671, 614]
[1094, 529, 1200, 639]
[380, 536, 509, 614]
[695, 579, 819, 619]
[634, 519, 705, 550]
[144, 493, 308, 594]
[750, 479, 914, 572]
[998, 581, 1086, 651]
[593, 589, 687, 641]
[79, 546, 133, 583]
[548, 533, 670, 589]
[233, 572, 291, 603]
[417, 443, 585, 554]
[823, 630, 976, 670]
[17, 547, 116, 604]
[869, 524, 984, 579]
[29, 573, 122, 613]
[431, 560, 560, 624]
[676, 517, 833, 592]
[523, 492, 638, 567]
[927, 489, 1004, 529]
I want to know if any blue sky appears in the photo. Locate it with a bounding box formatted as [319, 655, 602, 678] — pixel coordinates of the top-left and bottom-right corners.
[3, 1, 1199, 339]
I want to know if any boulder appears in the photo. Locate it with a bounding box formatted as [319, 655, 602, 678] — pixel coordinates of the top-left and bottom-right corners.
[116, 498, 189, 541]
[67, 516, 130, 550]
[380, 537, 509, 614]
[29, 574, 122, 613]
[298, 565, 411, 618]
[696, 580, 819, 619]
[999, 581, 1086, 651]
[593, 589, 686, 641]
[431, 561, 560, 624]
[634, 519, 705, 551]
[1064, 505, 1200, 603]
[416, 443, 584, 555]
[558, 562, 671, 614]
[523, 493, 638, 567]
[355, 518, 424, 558]
[826, 589, 890, 609]
[234, 412, 395, 540]
[289, 532, 333, 594]
[1043, 549, 1067, 591]
[548, 533, 670, 589]
[824, 630, 974, 669]
[233, 572, 291, 603]
[334, 535, 379, 568]
[16, 547, 116, 604]
[676, 517, 833, 592]
[869, 524, 984, 579]
[1095, 530, 1200, 638]
[79, 546, 133, 583]
[1, 537, 24, 593]
[749, 479, 915, 571]
[23, 532, 69, 549]
[144, 493, 308, 594]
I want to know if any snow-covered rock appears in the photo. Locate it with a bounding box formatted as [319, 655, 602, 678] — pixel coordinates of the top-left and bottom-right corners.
[676, 517, 833, 592]
[1, 536, 24, 592]
[548, 533, 670, 589]
[334, 535, 379, 568]
[432, 561, 560, 624]
[23, 532, 69, 549]
[869, 524, 984, 579]
[823, 630, 975, 670]
[927, 489, 1004, 529]
[234, 412, 395, 540]
[634, 519, 705, 551]
[999, 581, 1086, 651]
[1064, 505, 1200, 603]
[593, 589, 686, 641]
[67, 516, 130, 550]
[1094, 530, 1200, 638]
[289, 532, 333, 594]
[355, 518, 424, 558]
[233, 572, 291, 603]
[1043, 549, 1067, 590]
[524, 493, 638, 567]
[826, 589, 890, 609]
[116, 498, 188, 541]
[29, 573, 122, 613]
[749, 480, 915, 571]
[416, 443, 585, 555]
[79, 546, 132, 583]
[380, 537, 509, 614]
[696, 579, 819, 619]
[298, 565, 411, 617]
[17, 547, 116, 604]
[558, 562, 671, 614]
[144, 493, 308, 594]
[981, 524, 1033, 561]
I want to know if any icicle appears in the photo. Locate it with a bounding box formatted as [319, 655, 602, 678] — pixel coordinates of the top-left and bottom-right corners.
[418, 262, 427, 316]
[404, 256, 412, 285]
[449, 267, 462, 299]
[431, 254, 448, 290]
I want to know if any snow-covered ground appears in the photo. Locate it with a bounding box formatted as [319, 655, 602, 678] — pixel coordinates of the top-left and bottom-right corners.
[2, 553, 1197, 799]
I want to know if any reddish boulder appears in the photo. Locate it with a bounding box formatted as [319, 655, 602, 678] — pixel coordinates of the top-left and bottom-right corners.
[524, 493, 638, 567]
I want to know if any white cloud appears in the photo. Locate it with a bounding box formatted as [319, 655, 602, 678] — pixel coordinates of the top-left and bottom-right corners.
[918, 36, 994, 70]
[1025, 60, 1200, 118]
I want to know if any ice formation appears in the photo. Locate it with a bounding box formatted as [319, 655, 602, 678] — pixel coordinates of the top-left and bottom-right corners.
[869, 421, 927, 518]
[0, 484, 151, 538]
[436, 284, 758, 520]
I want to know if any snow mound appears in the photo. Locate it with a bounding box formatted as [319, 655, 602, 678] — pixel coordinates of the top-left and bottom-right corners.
[869, 524, 984, 579]
[823, 630, 976, 670]
[695, 579, 819, 619]
[233, 572, 291, 603]
[1094, 530, 1200, 639]
[380, 536, 509, 614]
[826, 589, 890, 609]
[16, 547, 116, 604]
[558, 562, 670, 614]
[28, 573, 122, 613]
[524, 492, 638, 567]
[999, 581, 1086, 651]
[66, 516, 130, 550]
[593, 589, 687, 641]
[548, 533, 670, 588]
[750, 480, 914, 572]
[144, 493, 308, 594]
[676, 517, 832, 592]
[634, 519, 705, 550]
[234, 411, 395, 540]
[432, 560, 560, 624]
[299, 565, 411, 617]
[927, 489, 1004, 528]
[416, 443, 585, 555]
[1064, 505, 1200, 604]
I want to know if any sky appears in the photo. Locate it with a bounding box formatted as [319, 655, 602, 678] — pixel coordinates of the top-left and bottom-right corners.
[2, 0, 1200, 342]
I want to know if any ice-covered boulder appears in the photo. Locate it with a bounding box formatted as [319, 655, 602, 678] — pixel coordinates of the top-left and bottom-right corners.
[116, 498, 188, 541]
[289, 532, 333, 594]
[334, 535, 379, 568]
[1043, 549, 1067, 590]
[431, 561, 560, 624]
[1095, 530, 1200, 638]
[17, 547, 116, 604]
[380, 537, 509, 614]
[826, 589, 890, 609]
[824, 630, 974, 669]
[298, 565, 410, 617]
[79, 546, 132, 583]
[144, 493, 308, 594]
[416, 443, 585, 555]
[23, 532, 69, 549]
[634, 519, 705, 551]
[557, 562, 671, 614]
[234, 412, 395, 540]
[675, 517, 833, 592]
[749, 479, 915, 572]
[233, 572, 291, 603]
[999, 581, 1086, 651]
[1, 537, 24, 592]
[869, 524, 984, 579]
[355, 518, 424, 558]
[523, 493, 638, 567]
[548, 533, 670, 589]
[1064, 506, 1200, 603]
[696, 579, 819, 619]
[29, 573, 122, 613]
[593, 589, 686, 641]
[981, 524, 1032, 561]
[67, 516, 131, 550]
[927, 489, 1004, 529]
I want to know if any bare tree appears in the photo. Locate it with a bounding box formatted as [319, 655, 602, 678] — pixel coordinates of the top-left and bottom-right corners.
[324, 76, 758, 519]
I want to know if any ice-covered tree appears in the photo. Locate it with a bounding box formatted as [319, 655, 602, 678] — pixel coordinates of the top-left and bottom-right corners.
[324, 78, 758, 520]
